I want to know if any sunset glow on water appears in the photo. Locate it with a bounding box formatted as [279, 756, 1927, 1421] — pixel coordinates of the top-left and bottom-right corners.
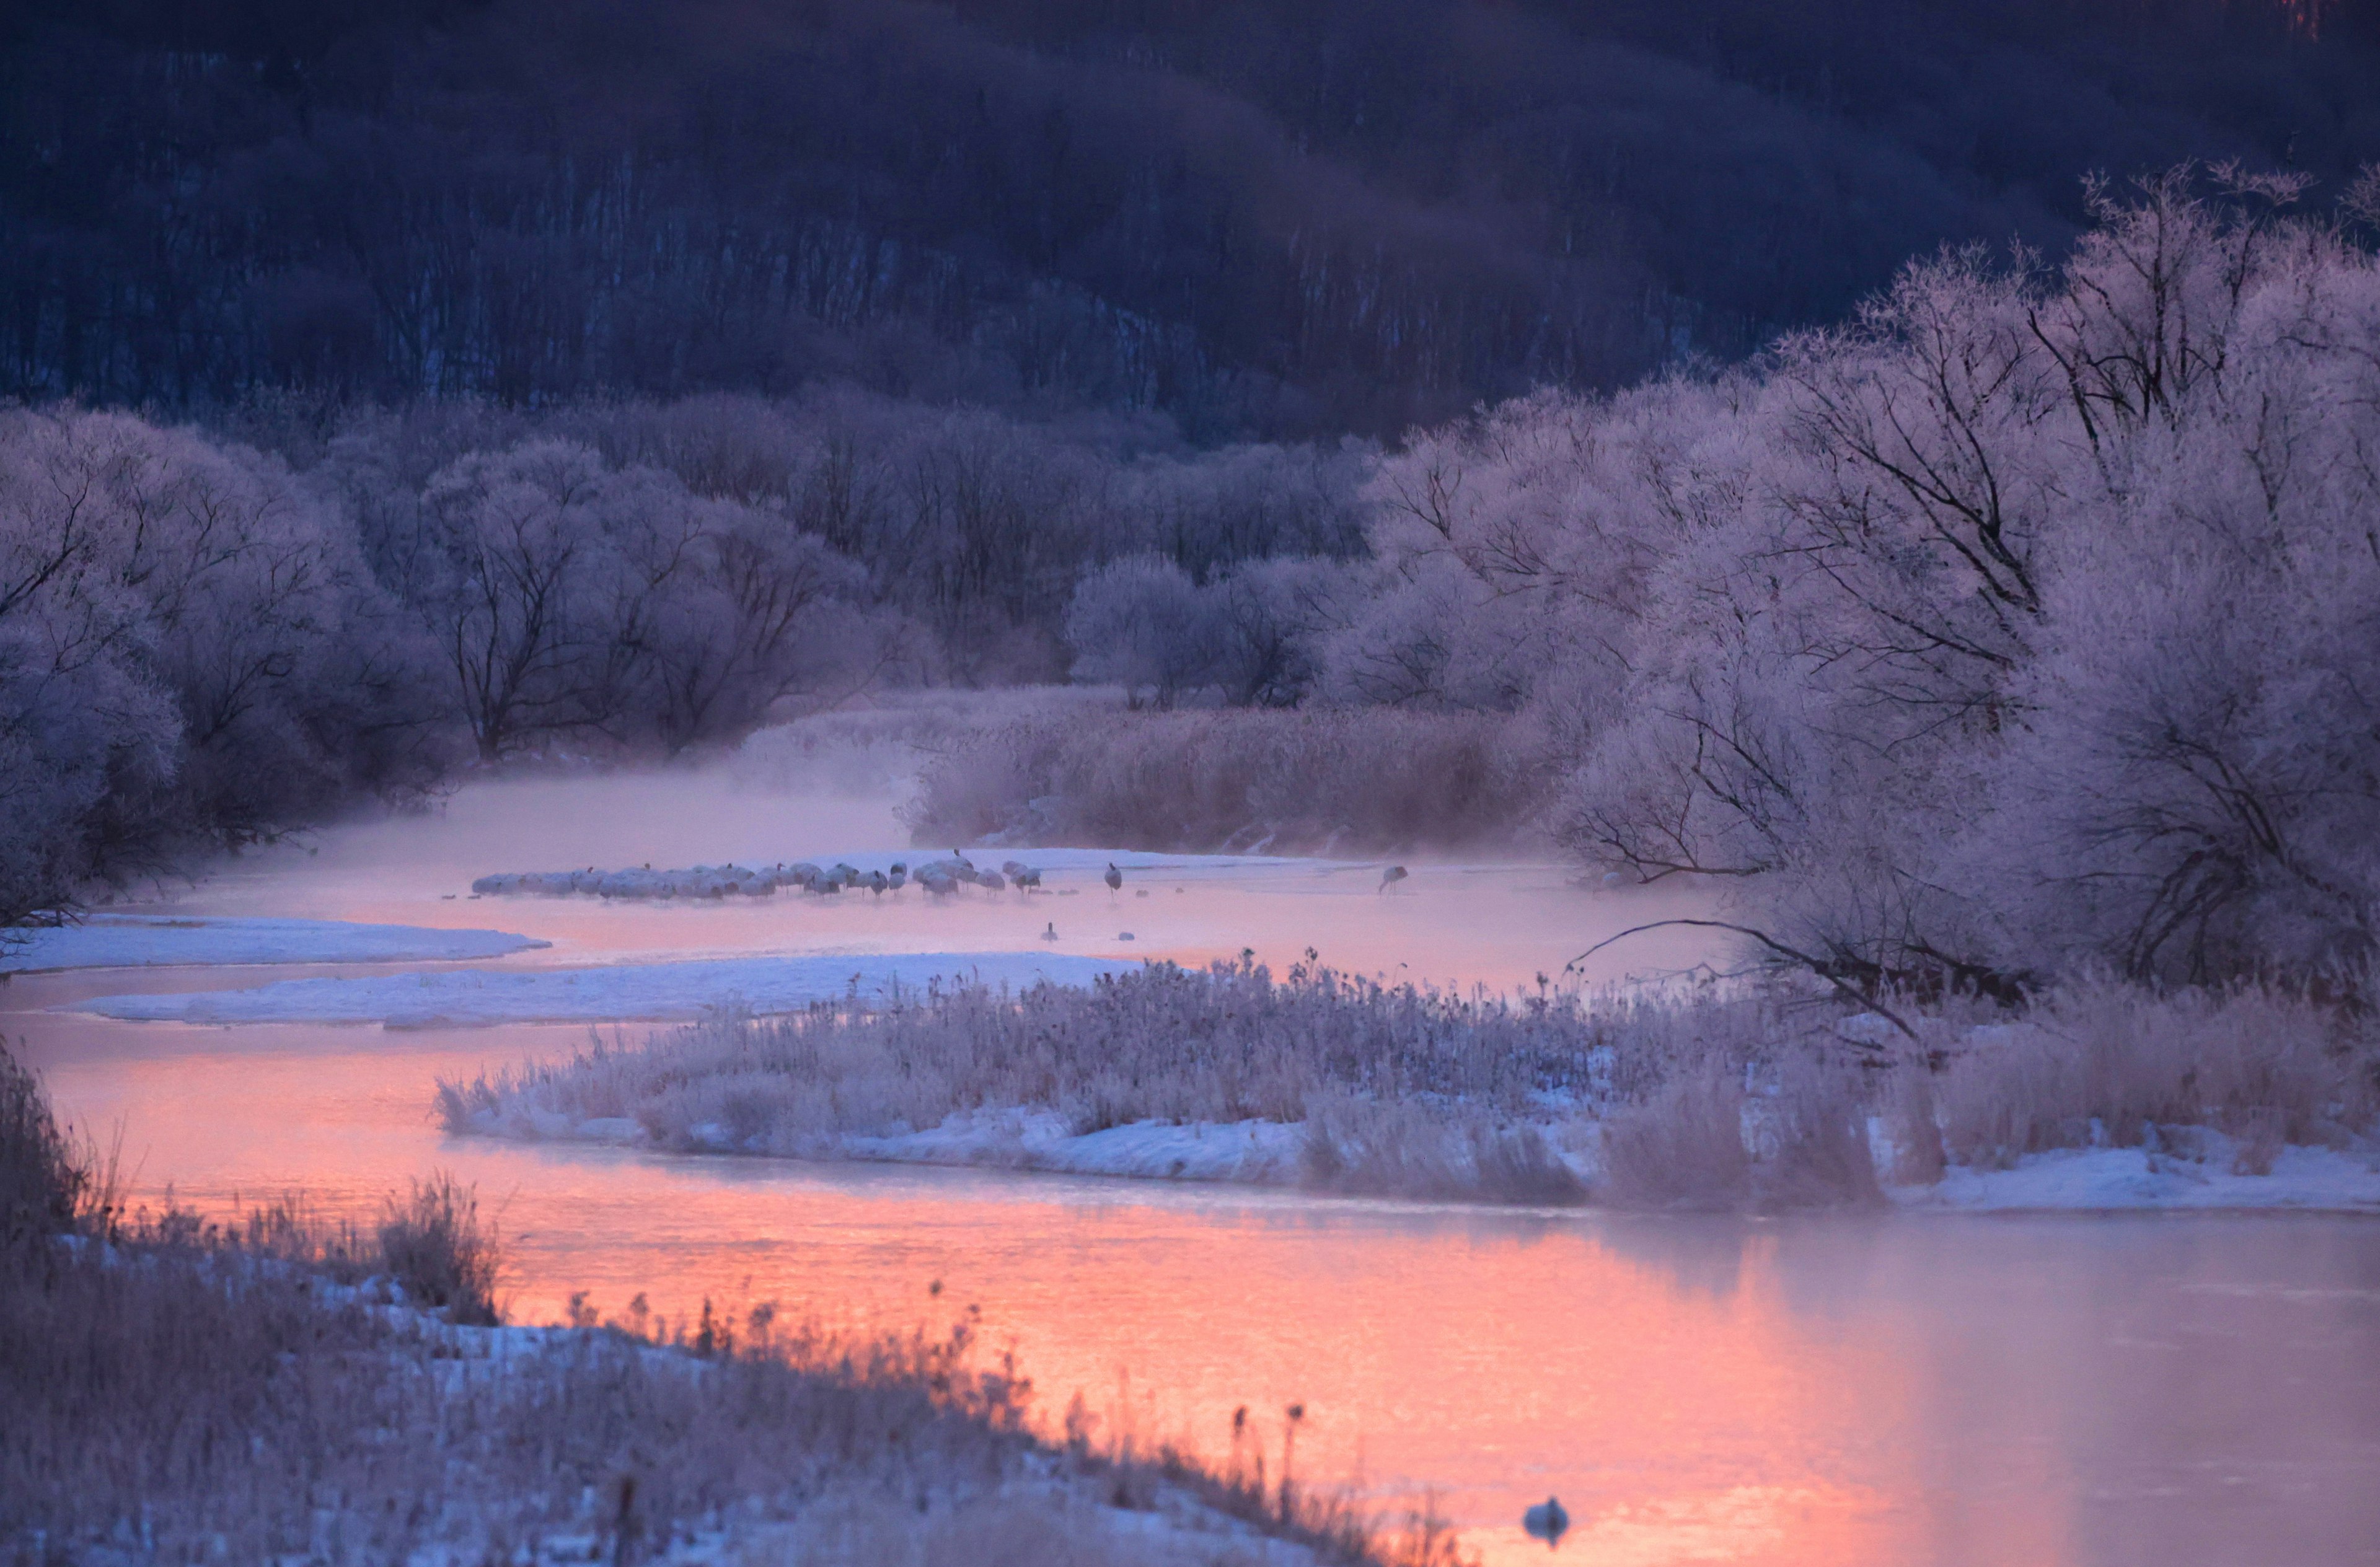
[15, 775, 2380, 1566]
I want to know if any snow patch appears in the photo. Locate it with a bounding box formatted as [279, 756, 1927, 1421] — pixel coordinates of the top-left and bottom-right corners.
[477, 1102, 1308, 1184]
[1896, 1141, 2380, 1213]
[842, 1109, 1306, 1182]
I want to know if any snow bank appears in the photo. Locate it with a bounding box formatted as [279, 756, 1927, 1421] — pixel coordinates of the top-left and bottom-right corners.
[476, 1096, 2380, 1212]
[492, 1104, 1308, 1184]
[1897, 1141, 2380, 1213]
[70, 952, 1137, 1027]
[1, 914, 547, 974]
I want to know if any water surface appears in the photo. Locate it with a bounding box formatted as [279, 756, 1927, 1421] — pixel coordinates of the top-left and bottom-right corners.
[15, 772, 2380, 1566]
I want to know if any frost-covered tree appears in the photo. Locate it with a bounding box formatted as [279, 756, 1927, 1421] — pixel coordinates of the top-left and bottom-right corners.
[1062, 555, 1223, 707]
[414, 442, 896, 760]
[0, 409, 430, 923]
[415, 441, 616, 762]
[1359, 169, 2380, 995]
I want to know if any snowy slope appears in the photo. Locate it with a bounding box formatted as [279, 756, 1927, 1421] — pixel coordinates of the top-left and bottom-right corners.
[71, 951, 1137, 1026]
[2, 914, 547, 973]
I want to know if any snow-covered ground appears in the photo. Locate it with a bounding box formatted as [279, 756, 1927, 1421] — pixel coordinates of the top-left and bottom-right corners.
[1, 914, 547, 973]
[69, 951, 1136, 1026]
[1897, 1141, 2380, 1213]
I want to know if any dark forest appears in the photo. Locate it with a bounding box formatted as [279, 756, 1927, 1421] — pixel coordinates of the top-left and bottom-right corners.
[9, 0, 2378, 434]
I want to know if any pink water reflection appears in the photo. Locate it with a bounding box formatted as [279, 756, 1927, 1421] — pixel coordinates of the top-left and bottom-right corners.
[20, 1005, 2380, 1567]
[17, 775, 2380, 1565]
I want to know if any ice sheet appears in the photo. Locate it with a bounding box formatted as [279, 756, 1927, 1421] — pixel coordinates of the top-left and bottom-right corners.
[70, 950, 1137, 1026]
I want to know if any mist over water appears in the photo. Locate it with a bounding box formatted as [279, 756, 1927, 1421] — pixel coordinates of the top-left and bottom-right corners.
[15, 751, 2380, 1566]
[120, 757, 1716, 988]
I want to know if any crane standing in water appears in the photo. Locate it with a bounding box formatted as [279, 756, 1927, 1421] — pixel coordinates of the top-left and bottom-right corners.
[1105, 863, 1123, 893]
[1378, 864, 1409, 892]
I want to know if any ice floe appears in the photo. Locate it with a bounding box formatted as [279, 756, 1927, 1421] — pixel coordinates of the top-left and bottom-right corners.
[1, 915, 547, 974]
[70, 951, 1137, 1027]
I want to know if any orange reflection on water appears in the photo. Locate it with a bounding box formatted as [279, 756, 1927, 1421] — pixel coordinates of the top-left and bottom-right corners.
[27, 1006, 2380, 1566]
[16, 769, 2380, 1567]
[38, 1018, 1928, 1564]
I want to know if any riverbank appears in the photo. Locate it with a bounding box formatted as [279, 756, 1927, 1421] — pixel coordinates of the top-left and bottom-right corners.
[0, 1047, 1455, 1567]
[444, 1099, 2380, 1214]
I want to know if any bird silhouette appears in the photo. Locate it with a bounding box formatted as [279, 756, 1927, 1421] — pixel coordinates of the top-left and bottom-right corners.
[1105, 863, 1123, 892]
[1378, 864, 1409, 892]
[1523, 1496, 1569, 1545]
[1041, 921, 1058, 942]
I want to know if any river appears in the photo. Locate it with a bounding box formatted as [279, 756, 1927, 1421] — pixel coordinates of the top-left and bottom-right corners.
[12, 770, 2379, 1566]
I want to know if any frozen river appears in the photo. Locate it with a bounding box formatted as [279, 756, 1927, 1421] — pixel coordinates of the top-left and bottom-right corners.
[13, 770, 2380, 1566]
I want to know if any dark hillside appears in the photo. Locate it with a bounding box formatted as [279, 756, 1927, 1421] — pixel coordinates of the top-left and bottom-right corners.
[5, 0, 2375, 432]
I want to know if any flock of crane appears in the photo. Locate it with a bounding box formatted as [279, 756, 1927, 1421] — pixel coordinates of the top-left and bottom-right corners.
[469, 851, 1086, 902]
[470, 855, 1416, 902]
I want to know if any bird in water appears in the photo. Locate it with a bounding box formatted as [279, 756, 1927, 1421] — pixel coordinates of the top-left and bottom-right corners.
[1378, 864, 1409, 892]
[1104, 863, 1123, 893]
[1041, 922, 1058, 942]
[1523, 1497, 1569, 1545]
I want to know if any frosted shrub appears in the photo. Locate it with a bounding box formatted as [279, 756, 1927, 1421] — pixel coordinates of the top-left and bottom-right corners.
[1933, 983, 2377, 1169]
[1595, 1063, 1753, 1209]
[376, 1172, 502, 1325]
[1062, 555, 1227, 707]
[1298, 1094, 1586, 1203]
[1748, 1057, 1885, 1209]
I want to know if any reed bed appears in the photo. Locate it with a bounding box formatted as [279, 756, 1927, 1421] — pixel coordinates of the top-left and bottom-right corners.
[902, 707, 1550, 855]
[439, 959, 1812, 1203]
[442, 962, 2380, 1209]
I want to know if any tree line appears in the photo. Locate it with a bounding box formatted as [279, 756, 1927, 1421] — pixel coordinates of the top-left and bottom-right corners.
[1313, 169, 2380, 999]
[0, 386, 1368, 924]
